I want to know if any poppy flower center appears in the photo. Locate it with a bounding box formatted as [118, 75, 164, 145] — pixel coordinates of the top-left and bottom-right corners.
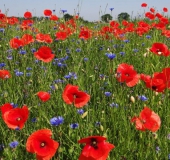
[125, 73, 129, 76]
[156, 49, 162, 55]
[141, 119, 146, 123]
[74, 94, 79, 99]
[40, 142, 46, 148]
[152, 86, 157, 90]
[90, 138, 98, 149]
[17, 117, 21, 121]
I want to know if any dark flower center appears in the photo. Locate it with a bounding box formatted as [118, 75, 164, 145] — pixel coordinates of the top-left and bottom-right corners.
[90, 138, 98, 149]
[17, 117, 21, 121]
[152, 86, 157, 90]
[40, 142, 46, 148]
[125, 73, 129, 77]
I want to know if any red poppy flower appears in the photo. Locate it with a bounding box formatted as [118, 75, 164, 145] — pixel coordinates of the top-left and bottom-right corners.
[21, 19, 34, 26]
[0, 103, 13, 118]
[1, 104, 29, 130]
[116, 63, 140, 87]
[79, 30, 92, 40]
[62, 84, 90, 108]
[78, 136, 115, 160]
[162, 67, 170, 88]
[24, 11, 32, 19]
[55, 31, 67, 40]
[150, 8, 155, 13]
[37, 91, 50, 102]
[34, 46, 55, 63]
[26, 129, 59, 160]
[163, 7, 168, 12]
[50, 15, 59, 21]
[131, 107, 161, 132]
[9, 38, 24, 49]
[44, 9, 52, 16]
[155, 13, 163, 19]
[0, 70, 11, 79]
[140, 73, 166, 92]
[7, 17, 19, 25]
[36, 33, 53, 43]
[141, 3, 147, 7]
[150, 42, 170, 57]
[145, 12, 155, 20]
[0, 13, 6, 20]
[21, 34, 34, 45]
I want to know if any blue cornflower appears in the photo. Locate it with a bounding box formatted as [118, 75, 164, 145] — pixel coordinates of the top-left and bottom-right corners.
[146, 35, 151, 39]
[26, 73, 31, 76]
[26, 67, 32, 70]
[77, 109, 84, 115]
[133, 49, 139, 53]
[99, 74, 105, 79]
[9, 141, 19, 148]
[95, 122, 101, 127]
[156, 146, 160, 153]
[110, 102, 118, 108]
[120, 52, 125, 56]
[123, 39, 130, 43]
[64, 74, 72, 79]
[31, 118, 37, 123]
[142, 43, 145, 46]
[69, 72, 77, 79]
[105, 53, 116, 60]
[19, 50, 26, 54]
[84, 58, 88, 61]
[15, 71, 24, 76]
[70, 123, 79, 129]
[6, 49, 13, 53]
[105, 92, 112, 97]
[54, 79, 65, 84]
[0, 28, 5, 32]
[50, 116, 64, 126]
[138, 95, 148, 101]
[61, 9, 67, 13]
[7, 55, 13, 60]
[10, 103, 18, 108]
[76, 48, 81, 52]
[110, 8, 114, 11]
[35, 60, 39, 63]
[66, 48, 70, 54]
[0, 63, 5, 68]
[31, 48, 36, 53]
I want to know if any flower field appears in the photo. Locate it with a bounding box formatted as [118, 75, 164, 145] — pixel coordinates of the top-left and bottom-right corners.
[0, 2, 170, 160]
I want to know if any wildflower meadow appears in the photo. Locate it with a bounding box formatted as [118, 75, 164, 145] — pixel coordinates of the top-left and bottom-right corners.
[0, 2, 170, 160]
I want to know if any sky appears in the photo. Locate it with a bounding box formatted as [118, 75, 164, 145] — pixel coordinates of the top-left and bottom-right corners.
[0, 0, 169, 21]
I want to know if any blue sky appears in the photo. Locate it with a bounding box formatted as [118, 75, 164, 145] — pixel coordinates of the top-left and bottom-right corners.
[0, 0, 169, 21]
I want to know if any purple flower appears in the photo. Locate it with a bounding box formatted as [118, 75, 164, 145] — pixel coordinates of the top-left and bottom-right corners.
[110, 8, 114, 11]
[138, 95, 148, 101]
[105, 53, 116, 60]
[50, 116, 64, 126]
[70, 123, 79, 129]
[9, 141, 19, 148]
[105, 92, 112, 97]
[77, 109, 84, 115]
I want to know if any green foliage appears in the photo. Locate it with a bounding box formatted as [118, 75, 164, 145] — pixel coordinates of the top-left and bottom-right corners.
[101, 14, 112, 22]
[118, 12, 130, 22]
[0, 13, 170, 160]
[64, 13, 73, 21]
